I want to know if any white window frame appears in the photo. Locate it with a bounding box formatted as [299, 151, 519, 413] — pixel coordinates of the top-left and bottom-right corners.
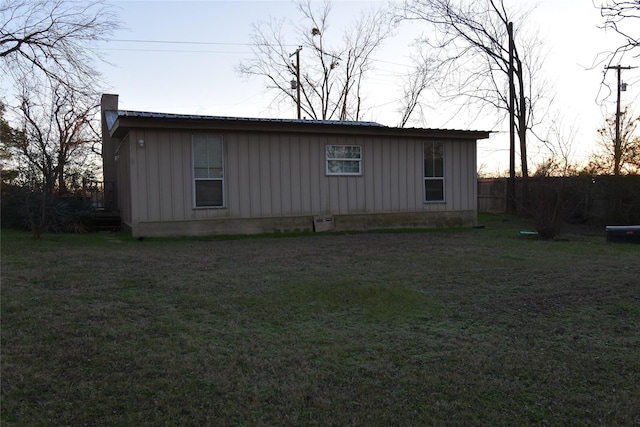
[192, 135, 225, 208]
[424, 142, 445, 203]
[326, 145, 362, 176]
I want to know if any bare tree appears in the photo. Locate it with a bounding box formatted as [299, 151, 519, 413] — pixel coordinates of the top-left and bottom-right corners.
[1, 81, 101, 236]
[588, 106, 640, 175]
[597, 0, 639, 62]
[398, 0, 551, 178]
[9, 80, 101, 198]
[1, 0, 118, 94]
[238, 0, 395, 121]
[396, 50, 437, 127]
[534, 115, 580, 177]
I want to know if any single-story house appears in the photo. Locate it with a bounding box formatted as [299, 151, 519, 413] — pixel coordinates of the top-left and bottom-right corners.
[100, 94, 490, 237]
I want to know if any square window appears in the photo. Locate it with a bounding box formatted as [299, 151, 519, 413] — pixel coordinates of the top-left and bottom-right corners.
[424, 179, 444, 201]
[326, 145, 362, 175]
[195, 180, 223, 207]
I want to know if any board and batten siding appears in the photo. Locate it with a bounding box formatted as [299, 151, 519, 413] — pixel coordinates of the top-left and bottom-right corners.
[125, 129, 477, 227]
[116, 134, 132, 228]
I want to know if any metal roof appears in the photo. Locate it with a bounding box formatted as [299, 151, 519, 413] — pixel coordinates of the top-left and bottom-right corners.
[109, 109, 386, 128]
[105, 109, 491, 140]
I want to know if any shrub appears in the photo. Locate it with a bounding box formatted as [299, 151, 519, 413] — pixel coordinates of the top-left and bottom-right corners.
[525, 178, 566, 239]
[1, 185, 94, 236]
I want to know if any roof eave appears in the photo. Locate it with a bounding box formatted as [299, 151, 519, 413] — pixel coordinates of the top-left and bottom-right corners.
[107, 112, 491, 140]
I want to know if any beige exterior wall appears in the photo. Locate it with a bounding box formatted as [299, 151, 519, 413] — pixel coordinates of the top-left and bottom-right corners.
[116, 134, 132, 230]
[118, 128, 477, 237]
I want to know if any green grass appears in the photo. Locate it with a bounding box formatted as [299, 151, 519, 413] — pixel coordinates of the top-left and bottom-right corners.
[2, 216, 639, 425]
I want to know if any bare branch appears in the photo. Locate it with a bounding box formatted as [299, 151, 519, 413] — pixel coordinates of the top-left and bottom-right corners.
[1, 0, 120, 94]
[590, 106, 640, 174]
[7, 78, 101, 196]
[596, 0, 640, 62]
[398, 0, 550, 176]
[237, 0, 395, 120]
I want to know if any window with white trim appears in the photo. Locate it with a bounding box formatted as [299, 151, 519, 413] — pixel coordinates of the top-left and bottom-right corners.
[193, 135, 224, 207]
[424, 142, 444, 202]
[326, 145, 362, 175]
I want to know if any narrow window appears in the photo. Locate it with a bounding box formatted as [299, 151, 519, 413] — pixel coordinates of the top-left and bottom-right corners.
[424, 142, 444, 202]
[326, 145, 362, 175]
[193, 135, 224, 207]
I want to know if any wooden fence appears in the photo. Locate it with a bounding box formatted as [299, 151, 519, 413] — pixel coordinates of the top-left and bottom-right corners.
[477, 176, 640, 224]
[478, 178, 507, 213]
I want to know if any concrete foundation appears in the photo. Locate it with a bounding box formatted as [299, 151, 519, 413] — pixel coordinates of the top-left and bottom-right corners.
[131, 210, 477, 238]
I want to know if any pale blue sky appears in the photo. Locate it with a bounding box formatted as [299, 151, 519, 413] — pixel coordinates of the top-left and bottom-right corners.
[98, 0, 638, 174]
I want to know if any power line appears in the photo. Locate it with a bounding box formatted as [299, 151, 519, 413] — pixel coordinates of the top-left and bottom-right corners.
[100, 48, 252, 54]
[109, 39, 247, 46]
[108, 38, 295, 47]
[107, 38, 416, 69]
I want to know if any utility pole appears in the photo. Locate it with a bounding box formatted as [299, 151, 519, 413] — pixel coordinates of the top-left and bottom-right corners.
[290, 46, 302, 119]
[605, 65, 635, 175]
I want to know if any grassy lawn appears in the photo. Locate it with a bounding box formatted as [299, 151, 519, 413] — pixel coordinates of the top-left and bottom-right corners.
[2, 215, 639, 425]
